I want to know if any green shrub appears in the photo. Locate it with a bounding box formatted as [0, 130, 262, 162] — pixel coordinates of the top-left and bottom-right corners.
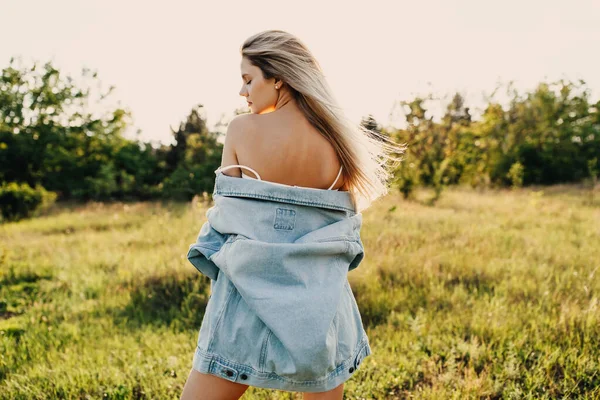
[507, 161, 524, 189]
[394, 161, 419, 200]
[0, 181, 57, 222]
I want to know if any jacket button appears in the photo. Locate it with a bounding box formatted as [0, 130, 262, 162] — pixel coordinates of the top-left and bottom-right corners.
[240, 373, 248, 380]
[349, 367, 354, 373]
[225, 370, 234, 377]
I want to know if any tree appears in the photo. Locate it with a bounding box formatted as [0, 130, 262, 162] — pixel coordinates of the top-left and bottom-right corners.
[0, 57, 135, 200]
[165, 104, 209, 173]
[161, 105, 223, 200]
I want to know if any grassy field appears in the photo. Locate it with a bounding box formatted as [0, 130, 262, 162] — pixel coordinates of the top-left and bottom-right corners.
[1, 184, 599, 399]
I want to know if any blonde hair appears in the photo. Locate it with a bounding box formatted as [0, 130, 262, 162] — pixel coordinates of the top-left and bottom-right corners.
[240, 30, 407, 213]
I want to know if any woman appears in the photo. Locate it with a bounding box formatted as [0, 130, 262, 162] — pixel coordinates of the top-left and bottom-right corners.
[181, 30, 406, 400]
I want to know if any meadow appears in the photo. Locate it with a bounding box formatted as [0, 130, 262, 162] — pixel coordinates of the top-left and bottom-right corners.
[1, 184, 599, 399]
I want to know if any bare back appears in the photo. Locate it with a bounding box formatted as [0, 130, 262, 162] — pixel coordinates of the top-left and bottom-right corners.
[232, 108, 345, 191]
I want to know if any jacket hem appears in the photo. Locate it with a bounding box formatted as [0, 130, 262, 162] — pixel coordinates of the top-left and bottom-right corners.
[191, 334, 372, 393]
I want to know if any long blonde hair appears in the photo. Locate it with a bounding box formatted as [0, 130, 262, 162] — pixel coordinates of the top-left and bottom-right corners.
[241, 30, 407, 213]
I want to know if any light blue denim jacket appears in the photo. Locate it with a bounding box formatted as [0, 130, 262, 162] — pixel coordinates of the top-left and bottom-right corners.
[186, 168, 371, 392]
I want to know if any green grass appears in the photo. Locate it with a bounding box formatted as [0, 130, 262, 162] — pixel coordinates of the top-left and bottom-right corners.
[1, 184, 599, 399]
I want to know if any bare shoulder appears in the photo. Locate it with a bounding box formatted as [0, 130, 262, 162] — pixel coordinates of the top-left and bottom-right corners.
[220, 114, 257, 177]
[229, 114, 261, 143]
[228, 113, 257, 131]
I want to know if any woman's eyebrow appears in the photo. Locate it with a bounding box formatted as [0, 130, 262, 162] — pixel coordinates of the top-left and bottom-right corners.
[242, 73, 250, 78]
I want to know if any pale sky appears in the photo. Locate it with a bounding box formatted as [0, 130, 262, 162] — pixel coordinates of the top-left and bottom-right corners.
[2, 0, 599, 146]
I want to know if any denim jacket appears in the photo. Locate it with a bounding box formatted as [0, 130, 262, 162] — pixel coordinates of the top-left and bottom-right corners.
[186, 167, 371, 392]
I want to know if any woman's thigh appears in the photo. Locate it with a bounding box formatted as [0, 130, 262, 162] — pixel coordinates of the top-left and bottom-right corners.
[180, 368, 250, 400]
[303, 383, 344, 400]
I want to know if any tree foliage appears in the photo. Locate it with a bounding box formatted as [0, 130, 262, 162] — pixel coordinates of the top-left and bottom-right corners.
[1, 58, 599, 220]
[387, 80, 600, 200]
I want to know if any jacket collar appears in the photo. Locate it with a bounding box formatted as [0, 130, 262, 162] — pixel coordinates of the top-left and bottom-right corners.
[214, 168, 356, 214]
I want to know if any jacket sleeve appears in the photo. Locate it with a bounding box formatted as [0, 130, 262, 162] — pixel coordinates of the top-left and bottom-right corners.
[347, 237, 365, 272]
[186, 220, 228, 280]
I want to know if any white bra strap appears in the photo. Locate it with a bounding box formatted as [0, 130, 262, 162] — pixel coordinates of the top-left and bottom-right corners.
[216, 164, 262, 180]
[327, 165, 343, 190]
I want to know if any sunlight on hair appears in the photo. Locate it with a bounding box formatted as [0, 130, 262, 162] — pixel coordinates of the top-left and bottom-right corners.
[240, 30, 408, 212]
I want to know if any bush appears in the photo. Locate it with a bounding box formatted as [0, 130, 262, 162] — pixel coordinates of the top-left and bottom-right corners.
[507, 161, 525, 189]
[394, 161, 419, 200]
[0, 182, 57, 222]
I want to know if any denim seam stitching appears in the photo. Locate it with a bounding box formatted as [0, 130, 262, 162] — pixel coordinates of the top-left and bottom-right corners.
[195, 336, 370, 386]
[344, 280, 363, 351]
[314, 236, 355, 243]
[259, 328, 273, 372]
[206, 274, 235, 352]
[214, 190, 355, 213]
[227, 237, 359, 246]
[191, 243, 220, 252]
[335, 242, 348, 361]
[334, 312, 339, 361]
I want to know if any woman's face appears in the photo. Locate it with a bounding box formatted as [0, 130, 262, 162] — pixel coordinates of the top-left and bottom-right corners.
[239, 57, 279, 114]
